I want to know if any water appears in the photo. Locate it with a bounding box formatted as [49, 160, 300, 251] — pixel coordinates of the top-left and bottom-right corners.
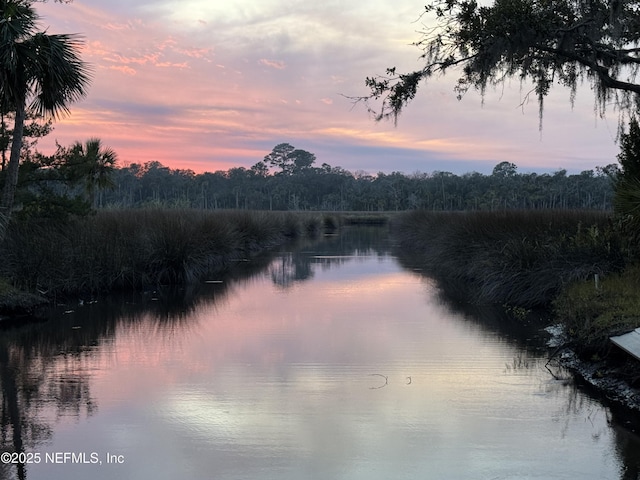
[1, 227, 639, 480]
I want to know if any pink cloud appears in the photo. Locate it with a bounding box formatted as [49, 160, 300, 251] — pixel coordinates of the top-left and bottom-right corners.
[84, 41, 111, 57]
[156, 62, 188, 69]
[106, 53, 160, 65]
[157, 37, 178, 51]
[109, 65, 136, 76]
[103, 22, 133, 31]
[259, 59, 287, 70]
[176, 47, 214, 59]
[33, 0, 620, 176]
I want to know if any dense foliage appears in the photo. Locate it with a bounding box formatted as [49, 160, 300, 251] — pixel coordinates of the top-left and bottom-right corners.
[90, 159, 614, 212]
[4, 138, 116, 220]
[0, 0, 90, 237]
[614, 116, 640, 218]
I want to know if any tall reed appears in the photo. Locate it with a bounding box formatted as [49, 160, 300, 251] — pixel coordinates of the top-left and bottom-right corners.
[1, 209, 324, 297]
[393, 210, 622, 308]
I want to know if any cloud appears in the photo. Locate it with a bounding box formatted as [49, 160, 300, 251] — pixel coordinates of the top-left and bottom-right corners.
[103, 22, 134, 31]
[106, 52, 160, 65]
[259, 59, 287, 70]
[156, 62, 188, 69]
[109, 65, 137, 75]
[33, 0, 620, 175]
[176, 46, 214, 59]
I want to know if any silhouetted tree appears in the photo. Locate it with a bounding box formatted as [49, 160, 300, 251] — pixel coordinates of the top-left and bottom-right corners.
[290, 149, 316, 174]
[61, 138, 117, 208]
[264, 143, 316, 176]
[0, 0, 91, 234]
[614, 116, 640, 233]
[95, 156, 614, 212]
[264, 143, 296, 175]
[362, 0, 640, 124]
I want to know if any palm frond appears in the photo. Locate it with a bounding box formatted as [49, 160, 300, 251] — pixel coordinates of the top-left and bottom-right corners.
[25, 32, 93, 118]
[0, 0, 39, 105]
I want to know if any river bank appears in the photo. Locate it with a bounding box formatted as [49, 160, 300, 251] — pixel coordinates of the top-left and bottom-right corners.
[0, 209, 325, 316]
[0, 209, 394, 317]
[392, 209, 640, 413]
[0, 279, 47, 317]
[5, 226, 638, 479]
[4, 207, 638, 413]
[544, 324, 640, 421]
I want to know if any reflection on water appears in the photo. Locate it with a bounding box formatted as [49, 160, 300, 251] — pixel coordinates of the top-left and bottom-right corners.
[1, 227, 639, 480]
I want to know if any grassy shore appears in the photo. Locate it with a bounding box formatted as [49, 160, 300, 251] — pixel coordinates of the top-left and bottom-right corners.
[393, 209, 640, 397]
[0, 279, 48, 315]
[0, 209, 398, 314]
[0, 209, 332, 306]
[392, 209, 623, 308]
[554, 265, 640, 356]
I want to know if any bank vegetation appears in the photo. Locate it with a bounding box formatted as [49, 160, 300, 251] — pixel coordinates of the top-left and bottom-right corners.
[393, 209, 622, 308]
[392, 208, 640, 392]
[0, 209, 338, 308]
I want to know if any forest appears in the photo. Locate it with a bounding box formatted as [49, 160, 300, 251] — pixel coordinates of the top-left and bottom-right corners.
[81, 158, 617, 212]
[12, 142, 617, 216]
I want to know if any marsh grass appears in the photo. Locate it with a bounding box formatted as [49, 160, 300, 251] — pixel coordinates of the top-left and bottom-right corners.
[393, 210, 622, 308]
[1, 209, 325, 297]
[554, 265, 640, 355]
[0, 278, 47, 314]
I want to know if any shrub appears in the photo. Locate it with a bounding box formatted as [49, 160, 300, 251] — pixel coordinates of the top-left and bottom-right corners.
[554, 265, 640, 355]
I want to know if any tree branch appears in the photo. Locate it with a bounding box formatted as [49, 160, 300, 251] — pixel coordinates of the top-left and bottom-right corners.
[538, 45, 640, 95]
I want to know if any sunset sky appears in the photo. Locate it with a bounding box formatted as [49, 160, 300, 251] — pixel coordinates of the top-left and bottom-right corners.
[34, 0, 622, 175]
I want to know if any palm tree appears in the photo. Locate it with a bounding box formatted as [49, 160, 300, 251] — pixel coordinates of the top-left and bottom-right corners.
[0, 0, 91, 231]
[68, 138, 117, 208]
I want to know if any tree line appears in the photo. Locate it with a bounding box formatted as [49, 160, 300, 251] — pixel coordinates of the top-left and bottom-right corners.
[94, 152, 615, 212]
[1, 0, 630, 220]
[2, 133, 617, 217]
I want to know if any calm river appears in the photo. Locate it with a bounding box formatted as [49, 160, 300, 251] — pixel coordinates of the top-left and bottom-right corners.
[1, 227, 639, 480]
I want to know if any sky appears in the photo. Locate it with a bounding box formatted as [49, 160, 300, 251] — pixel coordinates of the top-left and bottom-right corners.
[33, 0, 622, 176]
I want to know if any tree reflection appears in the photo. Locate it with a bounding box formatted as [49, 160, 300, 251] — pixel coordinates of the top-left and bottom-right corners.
[269, 253, 313, 287]
[614, 421, 640, 480]
[0, 339, 57, 480]
[0, 251, 272, 480]
[395, 237, 640, 480]
[269, 226, 392, 289]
